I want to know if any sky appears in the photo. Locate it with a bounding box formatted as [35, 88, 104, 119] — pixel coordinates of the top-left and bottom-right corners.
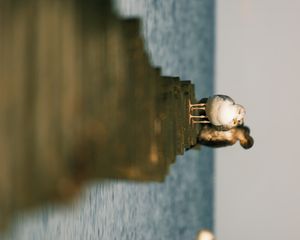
[216, 0, 300, 239]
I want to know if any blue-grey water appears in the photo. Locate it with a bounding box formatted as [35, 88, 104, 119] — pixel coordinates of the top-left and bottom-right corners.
[4, 1, 214, 239]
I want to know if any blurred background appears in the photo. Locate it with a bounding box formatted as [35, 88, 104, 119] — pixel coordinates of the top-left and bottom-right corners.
[216, 0, 300, 239]
[2, 0, 300, 239]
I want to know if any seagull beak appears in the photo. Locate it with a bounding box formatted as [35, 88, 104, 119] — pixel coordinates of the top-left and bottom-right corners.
[233, 118, 238, 126]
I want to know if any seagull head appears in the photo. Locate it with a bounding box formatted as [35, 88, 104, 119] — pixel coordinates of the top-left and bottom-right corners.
[232, 104, 245, 126]
[239, 126, 254, 149]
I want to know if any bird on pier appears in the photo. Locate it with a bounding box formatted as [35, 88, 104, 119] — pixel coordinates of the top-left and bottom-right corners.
[189, 95, 245, 130]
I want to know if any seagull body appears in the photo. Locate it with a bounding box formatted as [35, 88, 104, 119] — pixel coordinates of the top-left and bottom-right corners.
[206, 95, 245, 128]
[189, 94, 245, 129]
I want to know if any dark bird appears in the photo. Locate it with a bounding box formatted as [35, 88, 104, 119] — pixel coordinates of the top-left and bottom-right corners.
[197, 124, 254, 149]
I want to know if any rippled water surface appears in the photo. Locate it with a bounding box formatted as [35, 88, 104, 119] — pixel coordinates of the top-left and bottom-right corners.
[4, 1, 214, 239]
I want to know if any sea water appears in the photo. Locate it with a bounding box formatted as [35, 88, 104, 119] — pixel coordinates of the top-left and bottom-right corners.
[5, 1, 214, 239]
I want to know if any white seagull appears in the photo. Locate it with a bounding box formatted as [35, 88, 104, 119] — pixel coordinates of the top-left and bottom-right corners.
[189, 95, 245, 129]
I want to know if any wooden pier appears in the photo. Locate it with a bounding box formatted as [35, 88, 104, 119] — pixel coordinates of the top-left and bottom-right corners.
[0, 0, 201, 227]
